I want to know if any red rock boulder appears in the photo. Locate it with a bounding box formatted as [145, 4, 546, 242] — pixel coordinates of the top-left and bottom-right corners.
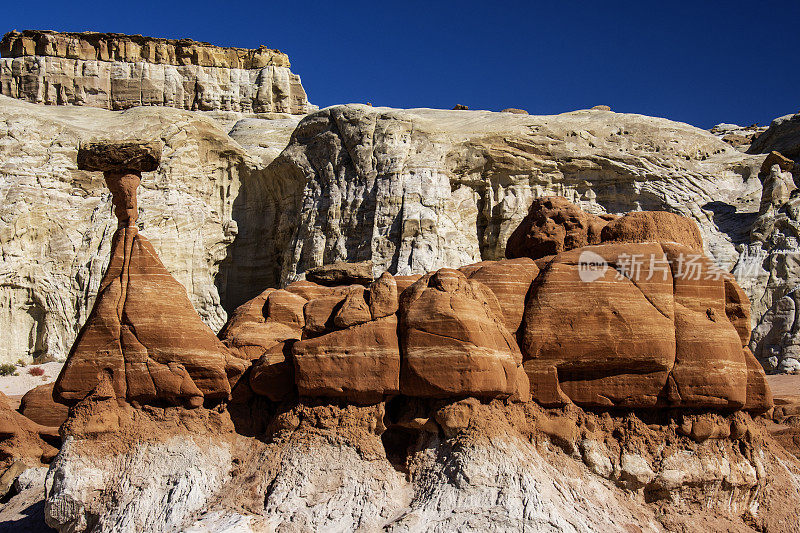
[521, 243, 676, 408]
[521, 242, 756, 410]
[660, 243, 747, 409]
[292, 273, 402, 401]
[219, 288, 306, 361]
[600, 211, 704, 252]
[505, 196, 614, 260]
[19, 383, 69, 428]
[0, 392, 59, 469]
[459, 258, 540, 334]
[399, 268, 526, 399]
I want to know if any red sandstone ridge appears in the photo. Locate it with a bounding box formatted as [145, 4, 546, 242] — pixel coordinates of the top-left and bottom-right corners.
[218, 196, 770, 414]
[52, 186, 770, 417]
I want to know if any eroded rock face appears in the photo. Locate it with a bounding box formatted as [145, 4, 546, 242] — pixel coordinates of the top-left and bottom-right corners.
[42, 397, 800, 533]
[749, 112, 800, 160]
[0, 95, 297, 365]
[600, 211, 704, 251]
[399, 269, 526, 398]
[40, 187, 788, 532]
[19, 383, 69, 428]
[53, 227, 246, 407]
[0, 30, 316, 114]
[505, 196, 612, 260]
[736, 155, 800, 372]
[0, 391, 59, 472]
[522, 241, 770, 412]
[276, 104, 763, 284]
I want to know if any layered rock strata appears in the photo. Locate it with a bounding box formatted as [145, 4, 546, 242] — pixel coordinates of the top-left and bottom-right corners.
[0, 97, 783, 375]
[0, 95, 287, 365]
[736, 151, 800, 372]
[275, 104, 763, 286]
[216, 199, 771, 413]
[41, 183, 787, 531]
[54, 148, 246, 406]
[0, 30, 315, 113]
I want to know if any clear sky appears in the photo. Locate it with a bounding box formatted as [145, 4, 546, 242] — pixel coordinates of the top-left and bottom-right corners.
[4, 0, 798, 129]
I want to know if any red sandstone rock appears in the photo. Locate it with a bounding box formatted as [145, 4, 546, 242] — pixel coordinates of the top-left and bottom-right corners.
[743, 347, 773, 413]
[334, 287, 372, 328]
[303, 294, 347, 337]
[660, 243, 747, 409]
[718, 273, 773, 412]
[293, 316, 400, 401]
[219, 288, 305, 361]
[19, 383, 69, 428]
[600, 211, 704, 251]
[460, 258, 539, 333]
[399, 268, 525, 398]
[54, 228, 246, 408]
[369, 272, 399, 320]
[521, 241, 757, 410]
[521, 243, 676, 407]
[723, 273, 752, 346]
[265, 290, 306, 328]
[249, 341, 296, 402]
[394, 275, 422, 293]
[505, 196, 613, 260]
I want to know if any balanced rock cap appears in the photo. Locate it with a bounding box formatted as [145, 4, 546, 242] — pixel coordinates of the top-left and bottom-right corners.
[77, 140, 162, 172]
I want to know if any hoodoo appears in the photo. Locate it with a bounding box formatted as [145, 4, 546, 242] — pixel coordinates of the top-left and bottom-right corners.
[54, 140, 246, 407]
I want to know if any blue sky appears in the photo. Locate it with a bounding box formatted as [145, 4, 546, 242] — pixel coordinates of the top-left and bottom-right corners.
[4, 0, 798, 129]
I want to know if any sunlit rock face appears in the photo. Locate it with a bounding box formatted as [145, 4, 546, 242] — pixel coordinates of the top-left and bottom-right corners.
[0, 95, 290, 364]
[275, 104, 763, 285]
[0, 30, 316, 114]
[0, 97, 770, 367]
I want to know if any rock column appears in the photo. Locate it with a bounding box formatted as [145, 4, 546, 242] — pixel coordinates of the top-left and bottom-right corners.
[77, 141, 162, 228]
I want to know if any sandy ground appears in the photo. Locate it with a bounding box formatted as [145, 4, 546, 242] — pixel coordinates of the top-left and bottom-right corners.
[0, 363, 63, 408]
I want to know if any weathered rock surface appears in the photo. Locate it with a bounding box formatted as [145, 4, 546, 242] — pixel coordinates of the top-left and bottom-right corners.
[748, 112, 800, 160]
[0, 30, 316, 114]
[710, 123, 767, 151]
[522, 241, 770, 411]
[0, 95, 296, 365]
[305, 260, 374, 286]
[218, 288, 305, 362]
[399, 268, 526, 398]
[19, 383, 69, 428]
[0, 391, 59, 473]
[53, 227, 246, 407]
[600, 210, 704, 251]
[42, 397, 800, 533]
[0, 97, 779, 369]
[44, 396, 236, 533]
[276, 104, 763, 284]
[458, 257, 539, 333]
[505, 195, 612, 260]
[736, 154, 800, 372]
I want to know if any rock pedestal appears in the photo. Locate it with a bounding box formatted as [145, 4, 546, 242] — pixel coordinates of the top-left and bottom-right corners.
[55, 141, 246, 407]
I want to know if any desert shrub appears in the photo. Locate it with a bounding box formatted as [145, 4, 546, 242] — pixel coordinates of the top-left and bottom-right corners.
[0, 363, 16, 376]
[28, 366, 45, 376]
